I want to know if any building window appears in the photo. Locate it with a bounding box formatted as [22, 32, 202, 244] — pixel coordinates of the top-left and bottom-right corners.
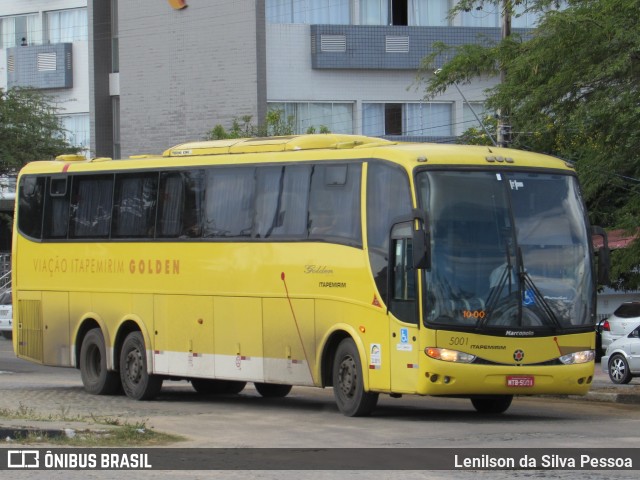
[460, 5, 499, 27]
[0, 14, 41, 48]
[362, 102, 453, 137]
[408, 0, 449, 27]
[59, 114, 90, 157]
[268, 102, 354, 134]
[266, 0, 350, 24]
[462, 102, 491, 131]
[361, 0, 449, 26]
[46, 8, 88, 43]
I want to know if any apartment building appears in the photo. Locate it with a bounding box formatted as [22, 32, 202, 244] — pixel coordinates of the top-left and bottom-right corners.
[4, 1, 541, 160]
[0, 0, 90, 156]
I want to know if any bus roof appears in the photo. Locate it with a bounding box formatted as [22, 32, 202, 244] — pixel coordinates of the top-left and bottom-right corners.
[20, 134, 574, 175]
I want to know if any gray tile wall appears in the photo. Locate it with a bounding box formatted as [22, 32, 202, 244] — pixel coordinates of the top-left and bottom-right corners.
[113, 0, 263, 158]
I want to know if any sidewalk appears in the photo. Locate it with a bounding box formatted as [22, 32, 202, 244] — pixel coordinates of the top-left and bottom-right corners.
[577, 360, 640, 405]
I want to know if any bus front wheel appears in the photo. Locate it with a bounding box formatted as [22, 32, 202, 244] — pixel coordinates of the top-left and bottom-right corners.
[120, 331, 163, 400]
[79, 328, 121, 395]
[470, 395, 513, 414]
[332, 338, 378, 417]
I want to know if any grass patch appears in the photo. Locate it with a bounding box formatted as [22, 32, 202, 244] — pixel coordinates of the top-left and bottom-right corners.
[0, 403, 183, 446]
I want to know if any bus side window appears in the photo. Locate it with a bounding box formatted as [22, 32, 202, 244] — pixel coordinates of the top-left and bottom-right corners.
[389, 222, 418, 324]
[157, 170, 204, 238]
[269, 165, 311, 237]
[203, 167, 255, 238]
[18, 176, 46, 240]
[157, 173, 184, 237]
[43, 176, 70, 239]
[69, 175, 114, 239]
[366, 162, 412, 303]
[308, 164, 362, 243]
[112, 173, 158, 238]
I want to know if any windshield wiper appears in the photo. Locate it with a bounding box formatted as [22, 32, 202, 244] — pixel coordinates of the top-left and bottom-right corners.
[480, 244, 514, 328]
[516, 247, 561, 329]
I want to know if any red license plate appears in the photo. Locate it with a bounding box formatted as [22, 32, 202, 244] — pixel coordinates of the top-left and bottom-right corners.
[506, 375, 535, 387]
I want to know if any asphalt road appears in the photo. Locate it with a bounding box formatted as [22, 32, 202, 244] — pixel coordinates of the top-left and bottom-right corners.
[1, 337, 639, 479]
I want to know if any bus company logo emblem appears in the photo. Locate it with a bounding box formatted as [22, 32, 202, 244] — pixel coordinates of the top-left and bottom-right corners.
[513, 349, 525, 362]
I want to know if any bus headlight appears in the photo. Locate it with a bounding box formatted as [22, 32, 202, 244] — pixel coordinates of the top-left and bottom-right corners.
[425, 347, 476, 363]
[559, 350, 595, 365]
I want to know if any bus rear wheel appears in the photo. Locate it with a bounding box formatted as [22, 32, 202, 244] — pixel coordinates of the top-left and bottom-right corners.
[254, 382, 292, 398]
[191, 379, 246, 394]
[79, 328, 120, 395]
[332, 338, 378, 417]
[471, 395, 513, 414]
[120, 331, 163, 400]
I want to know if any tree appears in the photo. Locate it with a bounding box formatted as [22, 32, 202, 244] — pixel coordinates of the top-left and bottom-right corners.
[0, 87, 78, 172]
[206, 109, 296, 140]
[419, 0, 640, 288]
[205, 108, 331, 140]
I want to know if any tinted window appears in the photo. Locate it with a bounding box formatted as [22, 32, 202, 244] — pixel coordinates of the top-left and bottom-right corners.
[255, 165, 311, 238]
[614, 303, 640, 318]
[308, 163, 361, 243]
[366, 162, 412, 300]
[112, 173, 158, 238]
[18, 176, 46, 239]
[157, 170, 204, 238]
[204, 168, 255, 237]
[44, 176, 70, 239]
[70, 175, 114, 238]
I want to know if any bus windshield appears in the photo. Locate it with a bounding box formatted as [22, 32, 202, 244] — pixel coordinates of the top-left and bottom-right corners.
[416, 170, 594, 332]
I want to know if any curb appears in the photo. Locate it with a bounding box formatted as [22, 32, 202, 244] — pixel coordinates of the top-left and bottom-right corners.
[565, 391, 640, 405]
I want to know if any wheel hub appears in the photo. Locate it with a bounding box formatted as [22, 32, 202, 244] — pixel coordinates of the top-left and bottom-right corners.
[338, 356, 356, 397]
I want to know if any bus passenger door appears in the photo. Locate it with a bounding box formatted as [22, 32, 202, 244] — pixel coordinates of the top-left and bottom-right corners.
[388, 222, 420, 393]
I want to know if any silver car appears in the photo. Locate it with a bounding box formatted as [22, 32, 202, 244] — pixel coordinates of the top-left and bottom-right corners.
[602, 324, 640, 384]
[600, 302, 640, 354]
[0, 289, 12, 340]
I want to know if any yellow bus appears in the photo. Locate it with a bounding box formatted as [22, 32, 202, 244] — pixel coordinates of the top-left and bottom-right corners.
[12, 134, 608, 416]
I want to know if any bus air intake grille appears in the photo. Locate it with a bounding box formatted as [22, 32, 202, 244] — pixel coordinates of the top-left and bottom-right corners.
[17, 300, 44, 363]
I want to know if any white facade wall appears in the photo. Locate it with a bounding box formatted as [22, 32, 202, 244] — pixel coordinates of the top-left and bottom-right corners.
[1, 0, 90, 153]
[266, 24, 498, 137]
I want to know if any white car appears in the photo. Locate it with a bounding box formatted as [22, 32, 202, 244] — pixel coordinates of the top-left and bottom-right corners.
[0, 289, 12, 340]
[600, 302, 640, 354]
[602, 324, 640, 384]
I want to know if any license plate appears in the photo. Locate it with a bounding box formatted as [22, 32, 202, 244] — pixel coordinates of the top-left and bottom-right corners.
[506, 375, 534, 387]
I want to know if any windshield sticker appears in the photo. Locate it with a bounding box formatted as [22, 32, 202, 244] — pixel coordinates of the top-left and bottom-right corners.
[496, 173, 502, 181]
[509, 179, 524, 190]
[370, 344, 381, 369]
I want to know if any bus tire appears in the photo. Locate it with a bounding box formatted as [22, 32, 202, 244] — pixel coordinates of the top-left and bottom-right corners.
[332, 338, 378, 417]
[120, 331, 163, 400]
[79, 328, 121, 395]
[254, 382, 292, 398]
[471, 395, 513, 414]
[191, 379, 246, 394]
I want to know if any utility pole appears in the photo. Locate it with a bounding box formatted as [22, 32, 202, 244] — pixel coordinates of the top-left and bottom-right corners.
[497, 0, 512, 148]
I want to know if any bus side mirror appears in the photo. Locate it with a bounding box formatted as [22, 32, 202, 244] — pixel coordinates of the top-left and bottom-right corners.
[592, 226, 610, 285]
[412, 209, 431, 271]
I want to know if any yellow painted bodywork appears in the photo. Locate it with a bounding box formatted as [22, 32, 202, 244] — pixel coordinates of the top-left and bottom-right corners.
[12, 134, 593, 397]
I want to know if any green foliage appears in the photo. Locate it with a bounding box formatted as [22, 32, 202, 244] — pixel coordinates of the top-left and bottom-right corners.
[457, 115, 498, 146]
[206, 109, 303, 140]
[206, 109, 332, 140]
[419, 0, 640, 289]
[0, 87, 78, 171]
